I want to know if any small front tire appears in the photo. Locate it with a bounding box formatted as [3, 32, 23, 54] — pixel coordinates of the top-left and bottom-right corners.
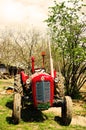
[12, 93, 21, 124]
[61, 96, 72, 126]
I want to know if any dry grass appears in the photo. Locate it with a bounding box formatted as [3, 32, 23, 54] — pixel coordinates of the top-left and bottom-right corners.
[0, 79, 86, 130]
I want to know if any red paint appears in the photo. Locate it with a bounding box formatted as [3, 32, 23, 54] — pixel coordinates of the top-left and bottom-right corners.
[21, 71, 29, 83]
[50, 70, 56, 78]
[31, 72, 54, 107]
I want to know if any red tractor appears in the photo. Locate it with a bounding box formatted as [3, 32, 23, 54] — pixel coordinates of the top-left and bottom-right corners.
[12, 51, 72, 126]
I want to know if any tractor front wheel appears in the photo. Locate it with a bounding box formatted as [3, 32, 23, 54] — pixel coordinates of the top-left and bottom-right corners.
[61, 96, 72, 126]
[12, 93, 21, 124]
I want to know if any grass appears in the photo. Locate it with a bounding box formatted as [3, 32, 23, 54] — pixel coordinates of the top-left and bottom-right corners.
[0, 79, 86, 130]
[73, 100, 86, 116]
[83, 103, 86, 109]
[73, 103, 86, 116]
[0, 79, 14, 91]
[74, 110, 86, 116]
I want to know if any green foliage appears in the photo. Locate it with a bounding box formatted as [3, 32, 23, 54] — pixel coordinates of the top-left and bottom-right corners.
[46, 0, 86, 97]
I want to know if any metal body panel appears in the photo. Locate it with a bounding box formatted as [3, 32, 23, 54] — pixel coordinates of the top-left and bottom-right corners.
[31, 73, 54, 108]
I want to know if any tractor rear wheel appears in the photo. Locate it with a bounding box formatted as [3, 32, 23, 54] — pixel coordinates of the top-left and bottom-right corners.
[61, 96, 72, 126]
[12, 93, 21, 124]
[14, 74, 23, 95]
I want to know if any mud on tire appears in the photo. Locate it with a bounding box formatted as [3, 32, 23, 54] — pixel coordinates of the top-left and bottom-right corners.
[14, 74, 23, 95]
[12, 93, 21, 124]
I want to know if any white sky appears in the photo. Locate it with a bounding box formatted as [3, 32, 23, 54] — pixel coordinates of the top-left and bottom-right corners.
[0, 0, 86, 31]
[0, 0, 54, 31]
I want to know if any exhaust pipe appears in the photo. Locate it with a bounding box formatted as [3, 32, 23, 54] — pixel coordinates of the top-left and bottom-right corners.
[31, 56, 35, 73]
[48, 40, 54, 78]
[41, 51, 45, 68]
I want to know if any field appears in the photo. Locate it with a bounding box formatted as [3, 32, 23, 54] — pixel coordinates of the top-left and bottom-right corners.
[0, 79, 86, 130]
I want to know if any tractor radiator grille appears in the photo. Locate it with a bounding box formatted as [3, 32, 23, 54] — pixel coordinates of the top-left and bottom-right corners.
[36, 81, 50, 103]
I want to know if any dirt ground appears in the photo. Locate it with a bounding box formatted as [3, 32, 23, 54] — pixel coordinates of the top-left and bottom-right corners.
[44, 100, 86, 127]
[44, 83, 86, 127]
[0, 80, 86, 127]
[45, 109, 86, 127]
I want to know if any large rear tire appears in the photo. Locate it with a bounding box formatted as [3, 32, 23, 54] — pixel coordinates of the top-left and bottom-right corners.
[14, 74, 23, 95]
[12, 93, 21, 124]
[61, 96, 72, 126]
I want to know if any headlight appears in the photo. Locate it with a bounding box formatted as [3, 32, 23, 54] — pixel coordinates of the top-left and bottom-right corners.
[54, 78, 59, 83]
[26, 78, 31, 85]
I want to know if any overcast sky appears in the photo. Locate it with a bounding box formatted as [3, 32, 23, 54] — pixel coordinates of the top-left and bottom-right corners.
[0, 0, 86, 31]
[0, 0, 55, 31]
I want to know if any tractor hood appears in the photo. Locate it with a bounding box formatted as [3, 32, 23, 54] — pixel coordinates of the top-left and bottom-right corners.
[31, 72, 54, 82]
[30, 71, 54, 109]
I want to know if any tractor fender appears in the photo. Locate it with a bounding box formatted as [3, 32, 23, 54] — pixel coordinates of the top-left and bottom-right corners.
[20, 71, 29, 83]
